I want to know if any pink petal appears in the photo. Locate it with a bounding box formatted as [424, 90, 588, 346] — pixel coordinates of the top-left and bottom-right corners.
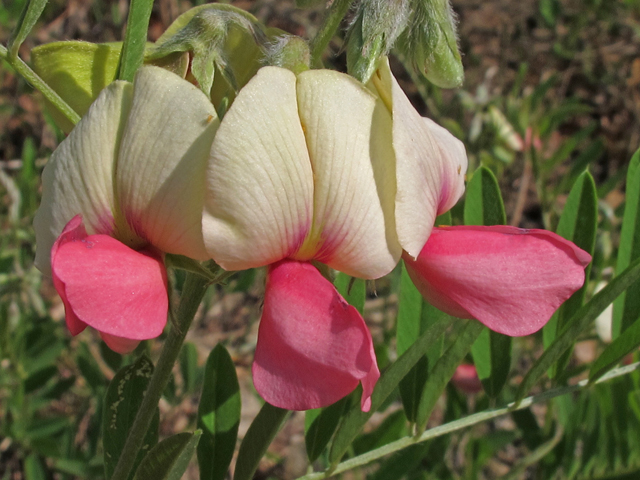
[51, 216, 169, 346]
[403, 226, 591, 336]
[100, 332, 141, 354]
[451, 364, 483, 394]
[253, 260, 380, 411]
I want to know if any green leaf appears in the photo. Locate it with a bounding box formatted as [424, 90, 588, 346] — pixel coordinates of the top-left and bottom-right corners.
[305, 396, 350, 463]
[329, 315, 451, 465]
[7, 0, 48, 58]
[463, 166, 506, 226]
[397, 263, 445, 422]
[118, 0, 154, 81]
[233, 402, 289, 480]
[134, 431, 201, 480]
[103, 355, 159, 480]
[613, 148, 640, 338]
[23, 453, 47, 480]
[465, 166, 511, 398]
[197, 344, 241, 480]
[590, 317, 640, 382]
[516, 256, 640, 402]
[415, 320, 485, 430]
[334, 272, 366, 314]
[543, 172, 597, 377]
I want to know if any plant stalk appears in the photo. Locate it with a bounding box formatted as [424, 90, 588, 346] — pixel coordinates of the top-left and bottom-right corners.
[309, 0, 356, 66]
[110, 273, 209, 480]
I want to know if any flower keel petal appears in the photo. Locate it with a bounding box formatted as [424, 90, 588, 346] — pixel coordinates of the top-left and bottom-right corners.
[52, 217, 169, 344]
[253, 260, 380, 411]
[403, 226, 591, 336]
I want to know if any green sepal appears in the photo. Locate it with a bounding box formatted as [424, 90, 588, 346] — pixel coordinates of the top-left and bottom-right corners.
[148, 4, 271, 100]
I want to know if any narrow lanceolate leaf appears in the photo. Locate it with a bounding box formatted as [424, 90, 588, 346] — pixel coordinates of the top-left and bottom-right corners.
[7, 0, 48, 58]
[465, 166, 511, 398]
[134, 431, 201, 480]
[613, 148, 640, 338]
[305, 397, 350, 463]
[416, 320, 485, 431]
[516, 256, 640, 402]
[542, 172, 597, 377]
[329, 315, 451, 466]
[179, 342, 198, 395]
[197, 344, 241, 480]
[118, 0, 154, 81]
[590, 317, 640, 382]
[397, 263, 445, 422]
[334, 272, 366, 314]
[103, 355, 159, 480]
[233, 403, 289, 480]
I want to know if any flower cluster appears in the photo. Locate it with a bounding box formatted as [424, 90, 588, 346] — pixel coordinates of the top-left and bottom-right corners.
[34, 61, 590, 411]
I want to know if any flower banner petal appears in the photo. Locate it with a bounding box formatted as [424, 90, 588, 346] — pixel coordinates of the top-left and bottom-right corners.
[371, 58, 467, 258]
[116, 66, 218, 259]
[404, 226, 591, 336]
[295, 69, 401, 279]
[52, 216, 169, 343]
[34, 81, 133, 274]
[203, 67, 314, 270]
[253, 260, 380, 411]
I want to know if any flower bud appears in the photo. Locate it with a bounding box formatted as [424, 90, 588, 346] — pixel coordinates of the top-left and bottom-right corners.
[346, 0, 411, 83]
[396, 0, 464, 88]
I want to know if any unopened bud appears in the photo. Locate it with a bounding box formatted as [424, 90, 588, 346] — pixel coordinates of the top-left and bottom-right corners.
[264, 35, 310, 75]
[346, 0, 411, 83]
[397, 0, 464, 88]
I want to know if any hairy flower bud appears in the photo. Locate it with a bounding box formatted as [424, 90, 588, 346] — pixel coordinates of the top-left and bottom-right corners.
[397, 0, 464, 88]
[346, 0, 411, 83]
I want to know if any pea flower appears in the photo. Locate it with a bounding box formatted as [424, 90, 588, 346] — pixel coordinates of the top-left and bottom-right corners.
[201, 59, 589, 412]
[34, 66, 219, 353]
[201, 60, 467, 411]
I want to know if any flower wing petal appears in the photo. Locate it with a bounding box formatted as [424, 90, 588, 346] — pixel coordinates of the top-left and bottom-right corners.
[372, 59, 467, 258]
[253, 260, 380, 411]
[203, 67, 314, 270]
[295, 70, 401, 278]
[403, 226, 591, 336]
[34, 81, 133, 274]
[116, 66, 218, 259]
[52, 217, 169, 342]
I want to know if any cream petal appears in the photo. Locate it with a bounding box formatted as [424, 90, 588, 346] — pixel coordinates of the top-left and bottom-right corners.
[371, 59, 467, 259]
[115, 66, 218, 260]
[202, 66, 314, 270]
[295, 69, 401, 279]
[34, 81, 133, 275]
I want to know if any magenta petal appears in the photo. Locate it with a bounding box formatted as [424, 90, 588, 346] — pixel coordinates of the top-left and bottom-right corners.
[404, 226, 591, 336]
[253, 260, 380, 411]
[51, 216, 169, 345]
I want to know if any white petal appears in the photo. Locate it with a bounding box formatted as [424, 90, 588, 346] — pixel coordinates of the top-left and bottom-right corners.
[371, 59, 467, 258]
[116, 66, 219, 260]
[202, 67, 314, 270]
[34, 81, 133, 275]
[295, 70, 401, 278]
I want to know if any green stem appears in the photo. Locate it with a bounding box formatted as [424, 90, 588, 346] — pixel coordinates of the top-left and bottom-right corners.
[110, 273, 209, 480]
[0, 44, 81, 126]
[309, 0, 356, 66]
[297, 361, 640, 480]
